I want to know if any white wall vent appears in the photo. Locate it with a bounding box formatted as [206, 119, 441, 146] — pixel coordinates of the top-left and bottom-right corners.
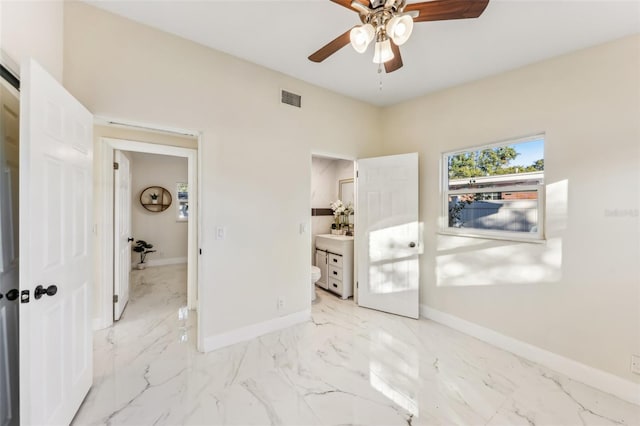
[281, 90, 302, 108]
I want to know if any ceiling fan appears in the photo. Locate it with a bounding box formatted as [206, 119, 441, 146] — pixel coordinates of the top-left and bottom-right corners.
[309, 0, 490, 73]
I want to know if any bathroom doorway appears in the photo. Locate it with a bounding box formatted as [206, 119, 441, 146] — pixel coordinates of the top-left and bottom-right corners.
[310, 155, 356, 303]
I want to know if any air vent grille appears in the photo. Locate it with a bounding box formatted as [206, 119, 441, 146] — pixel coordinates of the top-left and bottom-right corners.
[281, 90, 302, 108]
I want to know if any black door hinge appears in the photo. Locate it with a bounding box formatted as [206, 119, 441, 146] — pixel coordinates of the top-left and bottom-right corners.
[199, 248, 202, 255]
[113, 294, 119, 303]
[113, 162, 119, 170]
[20, 290, 30, 304]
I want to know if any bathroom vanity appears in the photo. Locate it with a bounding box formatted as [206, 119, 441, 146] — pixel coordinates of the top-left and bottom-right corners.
[315, 234, 354, 299]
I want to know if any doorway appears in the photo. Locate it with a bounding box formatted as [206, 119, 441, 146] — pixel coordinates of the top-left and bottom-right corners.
[310, 154, 356, 303]
[113, 150, 190, 321]
[96, 131, 200, 347]
[311, 152, 421, 319]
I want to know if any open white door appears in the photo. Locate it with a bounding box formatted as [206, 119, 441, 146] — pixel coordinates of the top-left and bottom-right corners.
[19, 59, 93, 425]
[0, 75, 20, 426]
[113, 150, 131, 320]
[356, 153, 419, 319]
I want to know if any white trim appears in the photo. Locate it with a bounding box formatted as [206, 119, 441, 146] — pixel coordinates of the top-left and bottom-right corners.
[94, 115, 199, 137]
[202, 309, 311, 353]
[97, 135, 200, 334]
[137, 257, 187, 268]
[420, 304, 640, 406]
[92, 318, 107, 332]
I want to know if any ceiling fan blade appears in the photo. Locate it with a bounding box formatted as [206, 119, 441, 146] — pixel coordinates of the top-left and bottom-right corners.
[406, 0, 489, 22]
[330, 0, 371, 12]
[308, 28, 355, 63]
[384, 41, 403, 73]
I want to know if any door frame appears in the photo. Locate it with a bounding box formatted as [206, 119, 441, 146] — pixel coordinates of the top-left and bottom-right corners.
[96, 131, 201, 341]
[309, 151, 358, 303]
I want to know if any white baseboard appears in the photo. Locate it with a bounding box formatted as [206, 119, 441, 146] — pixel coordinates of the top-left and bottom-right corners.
[420, 304, 640, 406]
[202, 309, 311, 353]
[133, 257, 187, 269]
[92, 317, 108, 331]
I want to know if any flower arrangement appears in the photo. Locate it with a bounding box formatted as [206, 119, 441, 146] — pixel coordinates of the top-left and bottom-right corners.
[330, 199, 354, 234]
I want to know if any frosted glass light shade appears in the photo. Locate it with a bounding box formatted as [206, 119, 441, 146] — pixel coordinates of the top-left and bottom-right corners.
[372, 39, 394, 64]
[386, 14, 414, 46]
[350, 24, 375, 53]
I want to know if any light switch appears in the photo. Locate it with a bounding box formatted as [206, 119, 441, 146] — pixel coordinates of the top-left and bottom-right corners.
[299, 223, 308, 234]
[216, 227, 226, 240]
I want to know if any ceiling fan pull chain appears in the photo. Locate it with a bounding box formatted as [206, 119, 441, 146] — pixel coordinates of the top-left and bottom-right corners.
[378, 63, 383, 91]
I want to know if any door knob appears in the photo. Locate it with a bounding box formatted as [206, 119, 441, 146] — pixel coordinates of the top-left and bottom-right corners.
[34, 284, 58, 300]
[409, 242, 416, 248]
[128, 237, 134, 242]
[5, 289, 19, 301]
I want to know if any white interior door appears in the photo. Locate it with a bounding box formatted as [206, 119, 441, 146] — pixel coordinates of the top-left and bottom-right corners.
[0, 77, 20, 426]
[113, 150, 131, 320]
[19, 59, 93, 425]
[356, 153, 419, 319]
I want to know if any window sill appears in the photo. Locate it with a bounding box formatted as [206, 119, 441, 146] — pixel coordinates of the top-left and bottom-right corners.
[437, 230, 546, 244]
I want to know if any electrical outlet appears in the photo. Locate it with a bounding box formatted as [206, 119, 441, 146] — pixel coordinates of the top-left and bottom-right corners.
[631, 355, 640, 375]
[277, 296, 285, 310]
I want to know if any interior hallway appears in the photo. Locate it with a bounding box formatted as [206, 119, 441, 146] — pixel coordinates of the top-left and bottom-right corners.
[72, 265, 639, 425]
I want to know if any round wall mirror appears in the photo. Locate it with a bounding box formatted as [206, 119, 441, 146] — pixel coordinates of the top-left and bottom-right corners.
[140, 186, 172, 212]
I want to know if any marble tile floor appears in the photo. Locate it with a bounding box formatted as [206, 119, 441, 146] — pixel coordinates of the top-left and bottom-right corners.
[72, 264, 639, 425]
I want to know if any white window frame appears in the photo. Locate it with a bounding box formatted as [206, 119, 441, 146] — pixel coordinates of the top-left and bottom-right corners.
[441, 134, 545, 243]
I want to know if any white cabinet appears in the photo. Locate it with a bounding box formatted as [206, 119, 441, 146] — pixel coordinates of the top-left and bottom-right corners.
[315, 235, 354, 299]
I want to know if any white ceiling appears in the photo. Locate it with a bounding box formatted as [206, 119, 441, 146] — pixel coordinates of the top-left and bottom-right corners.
[85, 0, 640, 106]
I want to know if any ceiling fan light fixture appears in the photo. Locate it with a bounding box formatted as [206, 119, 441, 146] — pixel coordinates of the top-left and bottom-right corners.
[372, 38, 394, 64]
[386, 14, 414, 46]
[350, 24, 375, 54]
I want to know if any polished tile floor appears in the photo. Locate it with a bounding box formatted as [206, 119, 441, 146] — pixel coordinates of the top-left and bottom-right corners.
[73, 264, 639, 425]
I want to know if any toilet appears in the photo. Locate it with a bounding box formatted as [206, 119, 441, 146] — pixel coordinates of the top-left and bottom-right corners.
[311, 266, 321, 302]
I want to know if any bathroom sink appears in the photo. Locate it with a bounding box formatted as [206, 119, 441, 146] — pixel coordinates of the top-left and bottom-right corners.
[315, 234, 354, 254]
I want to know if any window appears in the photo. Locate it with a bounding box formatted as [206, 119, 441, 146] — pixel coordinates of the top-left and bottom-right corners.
[176, 182, 188, 221]
[442, 135, 545, 241]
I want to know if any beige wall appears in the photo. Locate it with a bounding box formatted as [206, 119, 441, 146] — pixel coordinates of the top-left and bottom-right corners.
[382, 35, 640, 383]
[64, 3, 383, 346]
[130, 152, 188, 265]
[0, 0, 63, 81]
